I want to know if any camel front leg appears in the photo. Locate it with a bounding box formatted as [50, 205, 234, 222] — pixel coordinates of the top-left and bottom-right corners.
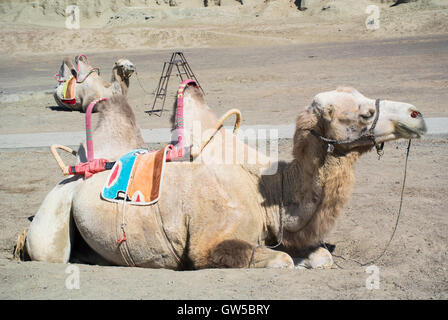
[26, 177, 81, 263]
[207, 239, 294, 269]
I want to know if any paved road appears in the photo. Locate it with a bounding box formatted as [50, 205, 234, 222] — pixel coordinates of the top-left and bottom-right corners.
[1, 33, 447, 94]
[0, 118, 446, 149]
[1, 34, 447, 137]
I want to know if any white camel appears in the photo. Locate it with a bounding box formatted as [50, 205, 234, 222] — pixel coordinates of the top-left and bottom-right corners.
[24, 85, 426, 269]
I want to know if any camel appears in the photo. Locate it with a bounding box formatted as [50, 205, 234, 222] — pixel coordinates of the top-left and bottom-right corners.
[54, 55, 135, 113]
[24, 85, 426, 269]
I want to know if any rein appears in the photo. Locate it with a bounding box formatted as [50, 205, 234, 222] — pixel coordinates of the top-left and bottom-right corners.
[134, 68, 153, 96]
[249, 168, 285, 268]
[250, 138, 413, 269]
[328, 139, 412, 268]
[310, 99, 384, 157]
[250, 98, 411, 268]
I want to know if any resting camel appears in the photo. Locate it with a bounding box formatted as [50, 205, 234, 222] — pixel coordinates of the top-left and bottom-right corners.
[54, 55, 135, 113]
[24, 85, 426, 269]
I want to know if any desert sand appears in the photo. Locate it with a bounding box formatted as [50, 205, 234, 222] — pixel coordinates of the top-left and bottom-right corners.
[0, 0, 447, 300]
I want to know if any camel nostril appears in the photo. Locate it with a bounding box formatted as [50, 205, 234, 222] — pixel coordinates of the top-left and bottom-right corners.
[411, 110, 420, 118]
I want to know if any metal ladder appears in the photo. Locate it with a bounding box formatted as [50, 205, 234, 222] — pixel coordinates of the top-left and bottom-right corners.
[147, 52, 204, 117]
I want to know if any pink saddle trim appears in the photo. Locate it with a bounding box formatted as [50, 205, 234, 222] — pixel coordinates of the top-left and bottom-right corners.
[166, 79, 198, 161]
[85, 98, 108, 162]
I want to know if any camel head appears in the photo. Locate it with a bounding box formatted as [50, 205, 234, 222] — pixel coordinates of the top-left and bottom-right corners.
[113, 58, 135, 80]
[301, 86, 427, 155]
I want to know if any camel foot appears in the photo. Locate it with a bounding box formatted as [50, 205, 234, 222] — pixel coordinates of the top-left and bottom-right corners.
[293, 247, 333, 269]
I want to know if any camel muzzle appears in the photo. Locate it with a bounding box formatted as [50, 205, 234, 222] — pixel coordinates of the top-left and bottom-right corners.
[124, 65, 135, 78]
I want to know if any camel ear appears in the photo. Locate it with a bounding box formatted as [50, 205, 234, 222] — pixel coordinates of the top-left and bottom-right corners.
[311, 99, 334, 122]
[323, 104, 335, 122]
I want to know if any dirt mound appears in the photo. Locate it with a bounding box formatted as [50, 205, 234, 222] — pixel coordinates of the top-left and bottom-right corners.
[1, 0, 446, 27]
[0, 1, 447, 54]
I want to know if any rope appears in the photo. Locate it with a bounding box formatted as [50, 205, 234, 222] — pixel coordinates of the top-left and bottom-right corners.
[118, 195, 128, 246]
[50, 144, 78, 175]
[190, 108, 242, 160]
[134, 69, 153, 96]
[249, 139, 412, 269]
[117, 192, 136, 267]
[249, 169, 285, 268]
[329, 139, 413, 268]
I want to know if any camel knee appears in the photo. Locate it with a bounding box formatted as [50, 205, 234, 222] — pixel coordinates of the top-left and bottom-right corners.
[26, 205, 72, 263]
[208, 239, 254, 268]
[25, 218, 71, 263]
[26, 179, 79, 263]
[208, 240, 294, 269]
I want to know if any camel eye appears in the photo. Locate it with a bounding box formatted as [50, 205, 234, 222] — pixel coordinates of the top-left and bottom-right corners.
[411, 110, 420, 118]
[360, 110, 374, 120]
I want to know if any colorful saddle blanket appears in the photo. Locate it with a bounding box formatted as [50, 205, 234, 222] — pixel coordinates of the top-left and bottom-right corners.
[61, 76, 76, 105]
[101, 145, 172, 205]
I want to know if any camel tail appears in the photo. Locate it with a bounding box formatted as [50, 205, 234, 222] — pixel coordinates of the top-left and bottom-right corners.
[13, 228, 28, 261]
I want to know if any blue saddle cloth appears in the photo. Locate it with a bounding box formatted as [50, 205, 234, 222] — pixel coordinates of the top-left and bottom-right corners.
[101, 149, 148, 202]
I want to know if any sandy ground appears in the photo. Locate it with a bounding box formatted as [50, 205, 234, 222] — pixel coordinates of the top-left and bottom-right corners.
[0, 0, 447, 300]
[0, 138, 447, 299]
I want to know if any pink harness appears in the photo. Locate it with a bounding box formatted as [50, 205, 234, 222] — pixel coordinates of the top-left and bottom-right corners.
[69, 79, 197, 178]
[85, 97, 108, 162]
[54, 54, 99, 84]
[166, 79, 198, 161]
[65, 97, 109, 178]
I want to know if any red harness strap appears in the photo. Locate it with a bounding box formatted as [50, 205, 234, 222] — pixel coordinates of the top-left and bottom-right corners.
[68, 158, 110, 179]
[68, 79, 198, 178]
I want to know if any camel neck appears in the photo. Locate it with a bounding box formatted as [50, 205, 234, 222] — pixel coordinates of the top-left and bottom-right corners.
[111, 68, 129, 95]
[265, 129, 360, 253]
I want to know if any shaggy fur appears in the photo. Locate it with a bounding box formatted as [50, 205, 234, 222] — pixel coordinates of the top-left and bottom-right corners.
[258, 107, 372, 256]
[208, 239, 255, 268]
